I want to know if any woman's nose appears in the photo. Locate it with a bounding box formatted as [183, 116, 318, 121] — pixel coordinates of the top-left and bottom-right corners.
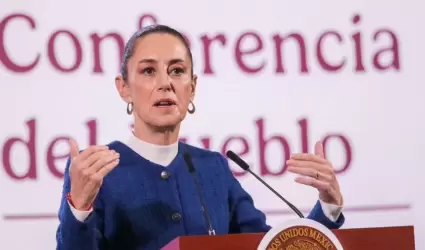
[157, 71, 173, 91]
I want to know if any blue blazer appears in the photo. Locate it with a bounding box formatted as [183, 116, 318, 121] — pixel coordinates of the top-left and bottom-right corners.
[56, 141, 344, 250]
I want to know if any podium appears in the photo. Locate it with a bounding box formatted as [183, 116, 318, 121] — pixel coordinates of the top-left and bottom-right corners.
[162, 226, 415, 250]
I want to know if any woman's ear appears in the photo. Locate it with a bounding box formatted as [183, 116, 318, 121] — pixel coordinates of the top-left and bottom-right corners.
[190, 74, 198, 101]
[115, 75, 132, 103]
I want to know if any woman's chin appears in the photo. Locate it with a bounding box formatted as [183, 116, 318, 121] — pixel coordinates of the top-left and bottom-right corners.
[151, 115, 183, 128]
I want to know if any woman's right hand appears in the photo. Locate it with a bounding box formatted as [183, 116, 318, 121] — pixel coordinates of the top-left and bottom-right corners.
[68, 139, 120, 210]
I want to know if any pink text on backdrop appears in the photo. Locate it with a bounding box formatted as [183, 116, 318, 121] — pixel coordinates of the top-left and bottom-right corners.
[0, 13, 400, 75]
[1, 117, 352, 180]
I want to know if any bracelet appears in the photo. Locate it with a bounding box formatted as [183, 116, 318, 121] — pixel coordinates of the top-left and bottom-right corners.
[66, 192, 93, 211]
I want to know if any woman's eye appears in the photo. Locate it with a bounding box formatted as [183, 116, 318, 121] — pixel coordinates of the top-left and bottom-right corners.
[142, 67, 155, 75]
[170, 68, 184, 75]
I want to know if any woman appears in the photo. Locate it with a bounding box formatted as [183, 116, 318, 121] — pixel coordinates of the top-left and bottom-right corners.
[55, 25, 345, 250]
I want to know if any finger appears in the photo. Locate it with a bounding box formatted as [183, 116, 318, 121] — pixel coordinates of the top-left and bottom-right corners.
[287, 166, 333, 182]
[93, 159, 120, 179]
[81, 150, 116, 170]
[78, 145, 110, 161]
[295, 176, 334, 193]
[314, 141, 325, 158]
[69, 139, 80, 160]
[85, 151, 120, 174]
[289, 154, 328, 164]
[287, 159, 332, 174]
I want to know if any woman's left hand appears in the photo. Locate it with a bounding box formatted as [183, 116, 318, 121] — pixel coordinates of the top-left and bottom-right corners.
[286, 141, 343, 206]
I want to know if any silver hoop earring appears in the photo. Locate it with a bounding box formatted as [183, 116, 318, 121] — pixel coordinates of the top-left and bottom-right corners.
[188, 101, 196, 114]
[126, 102, 133, 115]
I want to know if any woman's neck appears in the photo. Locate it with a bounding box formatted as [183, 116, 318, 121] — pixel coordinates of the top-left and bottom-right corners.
[133, 119, 180, 145]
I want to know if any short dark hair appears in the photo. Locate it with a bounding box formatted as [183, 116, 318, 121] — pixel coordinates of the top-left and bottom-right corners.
[120, 24, 193, 81]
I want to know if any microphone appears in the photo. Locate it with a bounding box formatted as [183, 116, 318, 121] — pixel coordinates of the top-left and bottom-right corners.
[183, 152, 216, 236]
[225, 150, 305, 218]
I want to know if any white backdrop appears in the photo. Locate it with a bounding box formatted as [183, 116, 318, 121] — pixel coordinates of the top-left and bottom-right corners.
[1, 0, 424, 249]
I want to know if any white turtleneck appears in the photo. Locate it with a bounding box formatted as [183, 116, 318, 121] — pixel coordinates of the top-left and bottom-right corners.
[125, 134, 178, 166]
[69, 134, 343, 223]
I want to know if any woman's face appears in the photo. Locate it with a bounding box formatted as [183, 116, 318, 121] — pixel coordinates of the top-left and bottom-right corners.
[116, 33, 197, 129]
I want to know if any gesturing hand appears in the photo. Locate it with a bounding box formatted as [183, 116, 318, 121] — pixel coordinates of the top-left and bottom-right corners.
[69, 139, 120, 210]
[287, 141, 343, 206]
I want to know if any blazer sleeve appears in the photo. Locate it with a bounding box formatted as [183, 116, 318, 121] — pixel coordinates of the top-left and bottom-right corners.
[306, 200, 345, 229]
[217, 153, 272, 233]
[56, 158, 105, 250]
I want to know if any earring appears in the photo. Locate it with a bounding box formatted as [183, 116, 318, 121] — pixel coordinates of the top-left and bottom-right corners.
[126, 102, 133, 115]
[187, 100, 196, 114]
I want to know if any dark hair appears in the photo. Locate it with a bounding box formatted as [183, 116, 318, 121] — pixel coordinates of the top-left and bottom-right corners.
[120, 24, 193, 81]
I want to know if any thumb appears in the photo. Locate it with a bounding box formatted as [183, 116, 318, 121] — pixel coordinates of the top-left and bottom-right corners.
[314, 141, 325, 158]
[69, 138, 80, 160]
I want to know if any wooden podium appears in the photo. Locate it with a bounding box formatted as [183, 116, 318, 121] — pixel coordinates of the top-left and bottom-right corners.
[162, 226, 415, 250]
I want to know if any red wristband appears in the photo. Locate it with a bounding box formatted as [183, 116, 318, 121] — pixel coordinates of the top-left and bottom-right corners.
[66, 192, 93, 211]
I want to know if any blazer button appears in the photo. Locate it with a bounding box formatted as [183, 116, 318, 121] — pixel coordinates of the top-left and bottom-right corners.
[160, 171, 170, 180]
[172, 213, 182, 221]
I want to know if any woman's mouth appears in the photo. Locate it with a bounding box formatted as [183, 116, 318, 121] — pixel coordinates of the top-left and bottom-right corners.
[153, 99, 177, 108]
